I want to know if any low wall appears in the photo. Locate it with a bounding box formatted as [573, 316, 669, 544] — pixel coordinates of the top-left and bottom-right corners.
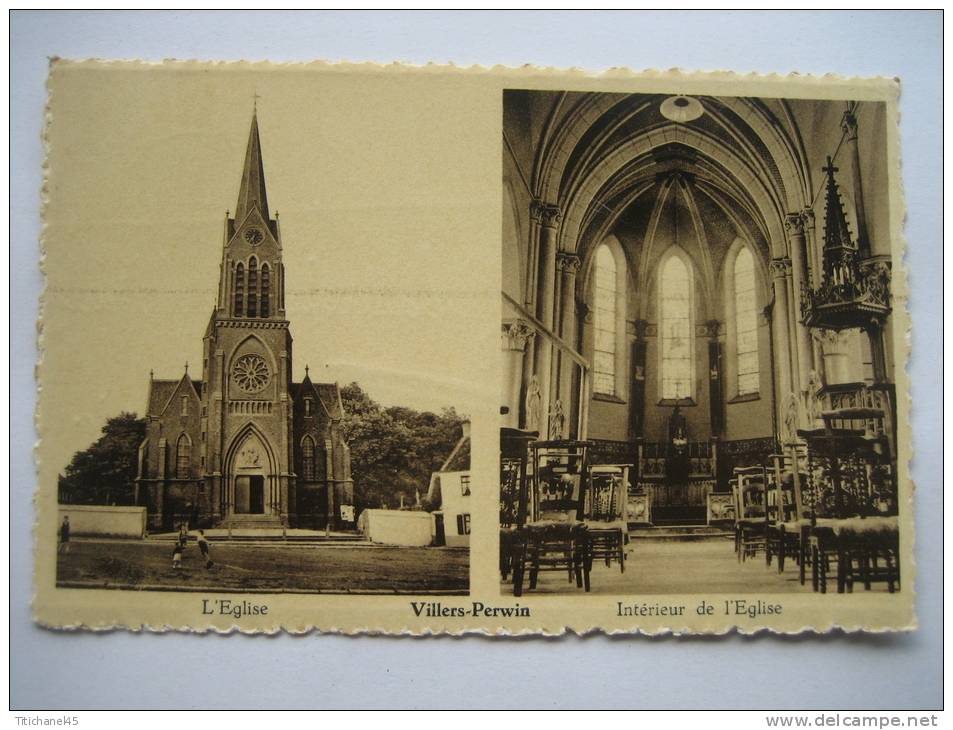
[58, 505, 147, 538]
[357, 509, 433, 547]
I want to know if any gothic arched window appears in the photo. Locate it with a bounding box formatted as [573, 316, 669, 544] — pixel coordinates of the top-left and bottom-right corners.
[659, 253, 694, 400]
[733, 247, 759, 396]
[592, 244, 619, 396]
[301, 436, 315, 481]
[247, 256, 258, 318]
[234, 262, 245, 316]
[260, 263, 270, 318]
[176, 433, 191, 480]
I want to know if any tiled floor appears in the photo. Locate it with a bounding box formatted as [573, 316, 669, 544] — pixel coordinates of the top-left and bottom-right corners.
[502, 538, 899, 595]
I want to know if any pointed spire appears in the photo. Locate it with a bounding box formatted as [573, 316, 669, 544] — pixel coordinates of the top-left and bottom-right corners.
[234, 109, 270, 224]
[822, 156, 853, 253]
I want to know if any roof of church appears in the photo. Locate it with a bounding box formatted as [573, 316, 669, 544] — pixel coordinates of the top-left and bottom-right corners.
[234, 111, 270, 224]
[146, 376, 342, 418]
[147, 378, 202, 416]
[290, 381, 344, 419]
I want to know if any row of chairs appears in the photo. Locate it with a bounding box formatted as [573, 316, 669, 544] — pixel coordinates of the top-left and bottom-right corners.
[500, 433, 630, 596]
[732, 407, 900, 594]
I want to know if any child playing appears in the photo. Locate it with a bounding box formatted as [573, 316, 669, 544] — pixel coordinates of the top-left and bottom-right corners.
[196, 530, 212, 569]
[171, 542, 183, 570]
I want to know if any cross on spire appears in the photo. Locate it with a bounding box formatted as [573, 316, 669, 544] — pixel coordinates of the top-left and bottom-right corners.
[253, 89, 261, 113]
[822, 155, 839, 177]
[184, 361, 189, 375]
[305, 364, 309, 377]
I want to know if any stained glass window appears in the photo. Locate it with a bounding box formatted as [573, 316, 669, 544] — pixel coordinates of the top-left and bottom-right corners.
[660, 254, 694, 400]
[734, 248, 759, 395]
[301, 436, 315, 481]
[176, 434, 190, 480]
[592, 245, 618, 395]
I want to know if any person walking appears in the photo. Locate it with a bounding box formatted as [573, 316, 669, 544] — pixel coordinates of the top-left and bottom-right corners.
[196, 529, 212, 569]
[177, 523, 189, 550]
[58, 516, 70, 554]
[171, 542, 183, 570]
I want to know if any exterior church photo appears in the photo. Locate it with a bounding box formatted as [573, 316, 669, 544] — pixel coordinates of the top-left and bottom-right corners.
[135, 112, 353, 532]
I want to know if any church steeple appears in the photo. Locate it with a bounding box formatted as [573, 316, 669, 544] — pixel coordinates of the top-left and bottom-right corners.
[234, 110, 270, 224]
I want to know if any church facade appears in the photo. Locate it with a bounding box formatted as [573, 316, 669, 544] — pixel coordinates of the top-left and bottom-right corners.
[135, 113, 353, 531]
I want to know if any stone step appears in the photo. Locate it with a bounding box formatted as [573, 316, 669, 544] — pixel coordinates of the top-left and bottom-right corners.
[628, 524, 733, 541]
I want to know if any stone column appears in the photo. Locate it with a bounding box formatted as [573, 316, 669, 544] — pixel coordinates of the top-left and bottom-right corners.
[785, 213, 814, 411]
[813, 329, 853, 386]
[501, 319, 536, 428]
[533, 203, 560, 438]
[841, 109, 870, 257]
[554, 252, 581, 428]
[770, 257, 795, 419]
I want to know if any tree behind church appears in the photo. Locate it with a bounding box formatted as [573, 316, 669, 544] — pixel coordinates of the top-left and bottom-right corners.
[58, 412, 146, 506]
[339, 383, 466, 512]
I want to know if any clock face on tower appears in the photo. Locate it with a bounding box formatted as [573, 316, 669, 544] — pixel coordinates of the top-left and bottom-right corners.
[243, 227, 264, 245]
[232, 354, 271, 393]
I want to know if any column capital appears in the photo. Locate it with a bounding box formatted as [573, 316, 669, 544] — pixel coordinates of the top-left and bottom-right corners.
[770, 257, 792, 279]
[634, 318, 651, 340]
[555, 251, 581, 275]
[501, 319, 536, 351]
[784, 212, 805, 236]
[703, 319, 721, 338]
[810, 328, 850, 350]
[531, 199, 562, 229]
[841, 109, 859, 141]
[801, 207, 816, 230]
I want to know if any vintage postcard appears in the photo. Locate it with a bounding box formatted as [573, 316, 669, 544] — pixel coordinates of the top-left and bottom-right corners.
[34, 60, 913, 634]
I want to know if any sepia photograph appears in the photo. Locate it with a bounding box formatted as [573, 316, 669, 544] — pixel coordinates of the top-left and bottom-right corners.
[500, 89, 904, 598]
[40, 63, 492, 603]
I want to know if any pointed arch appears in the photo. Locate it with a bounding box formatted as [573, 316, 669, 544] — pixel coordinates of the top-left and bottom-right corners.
[723, 238, 765, 399]
[233, 261, 245, 317]
[175, 432, 192, 480]
[260, 262, 270, 318]
[658, 248, 695, 401]
[246, 255, 258, 318]
[586, 239, 627, 397]
[223, 421, 279, 477]
[301, 434, 316, 481]
[227, 333, 277, 374]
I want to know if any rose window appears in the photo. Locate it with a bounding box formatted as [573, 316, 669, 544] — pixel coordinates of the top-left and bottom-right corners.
[232, 354, 270, 393]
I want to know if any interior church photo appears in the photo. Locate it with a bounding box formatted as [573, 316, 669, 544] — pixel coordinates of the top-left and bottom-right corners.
[500, 89, 901, 596]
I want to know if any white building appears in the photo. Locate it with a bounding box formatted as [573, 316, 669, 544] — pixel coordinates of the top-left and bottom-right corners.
[427, 423, 471, 547]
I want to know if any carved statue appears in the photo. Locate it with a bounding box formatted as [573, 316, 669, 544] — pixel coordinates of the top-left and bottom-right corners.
[783, 391, 799, 443]
[806, 369, 822, 426]
[549, 399, 566, 440]
[524, 375, 542, 432]
[668, 405, 688, 447]
[666, 406, 690, 485]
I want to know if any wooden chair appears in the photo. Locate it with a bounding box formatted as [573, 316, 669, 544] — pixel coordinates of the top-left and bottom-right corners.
[732, 466, 768, 562]
[584, 464, 631, 574]
[800, 408, 899, 593]
[765, 448, 810, 575]
[499, 428, 536, 586]
[513, 440, 593, 596]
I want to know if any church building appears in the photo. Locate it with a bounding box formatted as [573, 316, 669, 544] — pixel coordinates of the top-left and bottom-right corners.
[135, 112, 353, 531]
[502, 91, 896, 524]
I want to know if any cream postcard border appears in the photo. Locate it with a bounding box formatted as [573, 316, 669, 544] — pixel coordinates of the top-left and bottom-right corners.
[33, 60, 913, 635]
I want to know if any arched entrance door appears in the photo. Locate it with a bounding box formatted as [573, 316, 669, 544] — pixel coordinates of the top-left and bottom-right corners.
[226, 428, 276, 518]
